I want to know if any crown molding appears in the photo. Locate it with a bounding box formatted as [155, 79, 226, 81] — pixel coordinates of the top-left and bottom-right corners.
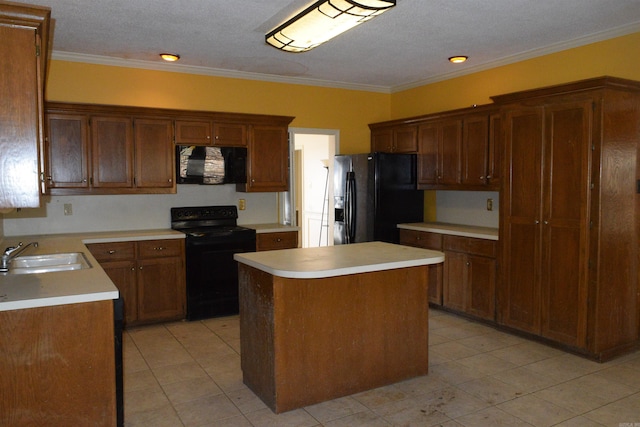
[50, 51, 392, 94]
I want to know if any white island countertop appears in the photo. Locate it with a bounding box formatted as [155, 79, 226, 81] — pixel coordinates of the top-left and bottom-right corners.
[0, 229, 184, 312]
[234, 241, 444, 279]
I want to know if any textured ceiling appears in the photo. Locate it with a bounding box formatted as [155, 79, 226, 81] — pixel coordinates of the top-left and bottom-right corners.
[16, 0, 640, 92]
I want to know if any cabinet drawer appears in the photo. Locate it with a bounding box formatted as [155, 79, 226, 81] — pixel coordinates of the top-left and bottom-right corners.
[399, 229, 442, 250]
[256, 232, 298, 251]
[443, 235, 496, 257]
[137, 239, 183, 258]
[86, 242, 135, 262]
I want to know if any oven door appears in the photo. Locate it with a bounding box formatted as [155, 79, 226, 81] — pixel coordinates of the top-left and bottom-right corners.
[184, 232, 255, 320]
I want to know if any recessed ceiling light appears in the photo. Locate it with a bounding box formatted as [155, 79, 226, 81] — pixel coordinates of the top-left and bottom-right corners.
[160, 53, 180, 62]
[448, 56, 468, 64]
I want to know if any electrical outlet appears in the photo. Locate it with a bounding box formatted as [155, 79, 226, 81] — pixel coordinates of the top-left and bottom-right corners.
[486, 198, 493, 211]
[64, 203, 73, 216]
[238, 199, 246, 210]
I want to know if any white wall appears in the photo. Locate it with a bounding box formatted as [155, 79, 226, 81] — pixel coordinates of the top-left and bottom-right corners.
[2, 185, 278, 236]
[436, 190, 499, 228]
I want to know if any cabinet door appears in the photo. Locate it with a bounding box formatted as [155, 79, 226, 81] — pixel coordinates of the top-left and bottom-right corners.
[443, 250, 466, 312]
[243, 125, 288, 192]
[394, 126, 418, 153]
[499, 107, 544, 334]
[175, 120, 212, 145]
[539, 101, 591, 347]
[213, 122, 247, 146]
[134, 118, 174, 189]
[91, 116, 133, 188]
[467, 255, 496, 321]
[0, 24, 40, 207]
[488, 113, 502, 186]
[137, 256, 185, 323]
[417, 124, 439, 186]
[438, 119, 463, 185]
[46, 113, 90, 189]
[461, 114, 489, 186]
[371, 128, 393, 152]
[101, 260, 137, 325]
[399, 230, 443, 305]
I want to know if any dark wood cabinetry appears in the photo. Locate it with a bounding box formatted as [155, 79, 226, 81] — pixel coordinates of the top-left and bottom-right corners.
[87, 238, 186, 326]
[399, 229, 443, 304]
[46, 103, 293, 194]
[256, 231, 299, 251]
[400, 228, 497, 321]
[0, 3, 50, 208]
[238, 124, 290, 192]
[494, 77, 640, 360]
[372, 106, 498, 191]
[370, 125, 418, 153]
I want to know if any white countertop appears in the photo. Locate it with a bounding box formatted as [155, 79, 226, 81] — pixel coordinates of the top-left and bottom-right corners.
[244, 223, 299, 233]
[398, 222, 499, 240]
[234, 241, 444, 279]
[0, 229, 184, 312]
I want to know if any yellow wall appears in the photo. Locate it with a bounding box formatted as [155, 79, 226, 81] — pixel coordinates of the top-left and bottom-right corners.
[390, 31, 640, 118]
[45, 62, 390, 155]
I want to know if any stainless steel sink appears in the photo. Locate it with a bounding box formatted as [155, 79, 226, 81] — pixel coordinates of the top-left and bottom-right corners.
[10, 252, 92, 274]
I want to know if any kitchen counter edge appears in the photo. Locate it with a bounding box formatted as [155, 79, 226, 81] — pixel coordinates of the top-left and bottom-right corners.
[234, 241, 444, 280]
[0, 229, 184, 312]
[398, 222, 499, 241]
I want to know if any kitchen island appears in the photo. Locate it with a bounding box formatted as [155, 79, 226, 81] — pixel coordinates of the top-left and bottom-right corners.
[234, 241, 444, 413]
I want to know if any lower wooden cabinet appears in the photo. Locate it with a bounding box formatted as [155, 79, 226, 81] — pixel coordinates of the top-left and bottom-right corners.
[399, 229, 497, 321]
[443, 235, 496, 321]
[399, 229, 443, 305]
[256, 231, 298, 251]
[87, 238, 186, 326]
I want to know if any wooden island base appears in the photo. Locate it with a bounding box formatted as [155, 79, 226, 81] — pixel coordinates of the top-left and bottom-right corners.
[239, 264, 429, 413]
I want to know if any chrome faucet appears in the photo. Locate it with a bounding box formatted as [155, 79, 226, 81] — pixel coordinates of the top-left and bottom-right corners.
[0, 241, 38, 273]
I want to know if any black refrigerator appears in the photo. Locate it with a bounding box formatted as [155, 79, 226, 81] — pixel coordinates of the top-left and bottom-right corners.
[334, 152, 424, 245]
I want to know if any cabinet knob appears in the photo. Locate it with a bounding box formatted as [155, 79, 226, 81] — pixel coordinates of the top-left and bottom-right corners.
[108, 250, 116, 254]
[544, 221, 549, 225]
[275, 238, 282, 242]
[154, 247, 165, 251]
[139, 266, 143, 270]
[168, 178, 172, 183]
[486, 175, 492, 179]
[535, 220, 540, 224]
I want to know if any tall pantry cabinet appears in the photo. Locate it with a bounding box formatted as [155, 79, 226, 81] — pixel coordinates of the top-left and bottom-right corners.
[494, 77, 640, 361]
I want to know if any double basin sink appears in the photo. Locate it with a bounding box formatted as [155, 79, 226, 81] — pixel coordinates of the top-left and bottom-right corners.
[9, 252, 92, 275]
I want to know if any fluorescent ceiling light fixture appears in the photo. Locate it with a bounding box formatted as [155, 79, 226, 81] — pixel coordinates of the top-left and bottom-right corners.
[448, 56, 468, 63]
[266, 0, 396, 53]
[160, 53, 180, 62]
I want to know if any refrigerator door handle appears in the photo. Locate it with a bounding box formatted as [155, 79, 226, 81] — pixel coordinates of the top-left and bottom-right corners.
[346, 171, 356, 243]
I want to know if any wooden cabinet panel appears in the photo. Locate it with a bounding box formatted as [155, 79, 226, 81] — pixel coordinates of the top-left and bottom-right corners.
[256, 231, 298, 251]
[488, 113, 502, 186]
[0, 4, 50, 208]
[91, 116, 134, 188]
[399, 229, 443, 305]
[214, 122, 247, 146]
[87, 239, 185, 326]
[46, 113, 90, 189]
[371, 126, 417, 153]
[0, 300, 116, 426]
[240, 125, 289, 192]
[417, 124, 439, 186]
[175, 120, 212, 145]
[439, 119, 463, 185]
[137, 256, 185, 323]
[134, 118, 174, 188]
[462, 114, 489, 185]
[443, 251, 466, 312]
[467, 255, 496, 321]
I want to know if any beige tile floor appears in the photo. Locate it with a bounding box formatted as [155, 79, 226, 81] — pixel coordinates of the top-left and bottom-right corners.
[123, 309, 640, 427]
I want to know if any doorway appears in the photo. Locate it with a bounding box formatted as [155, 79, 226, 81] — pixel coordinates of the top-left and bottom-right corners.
[281, 128, 338, 248]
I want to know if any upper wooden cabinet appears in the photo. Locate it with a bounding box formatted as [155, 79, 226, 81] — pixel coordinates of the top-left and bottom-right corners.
[45, 103, 293, 194]
[494, 77, 640, 361]
[175, 120, 247, 146]
[0, 3, 50, 208]
[238, 124, 290, 192]
[370, 106, 499, 191]
[370, 125, 417, 153]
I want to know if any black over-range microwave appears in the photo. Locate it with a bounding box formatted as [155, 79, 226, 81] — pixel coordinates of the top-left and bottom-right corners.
[176, 145, 247, 185]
